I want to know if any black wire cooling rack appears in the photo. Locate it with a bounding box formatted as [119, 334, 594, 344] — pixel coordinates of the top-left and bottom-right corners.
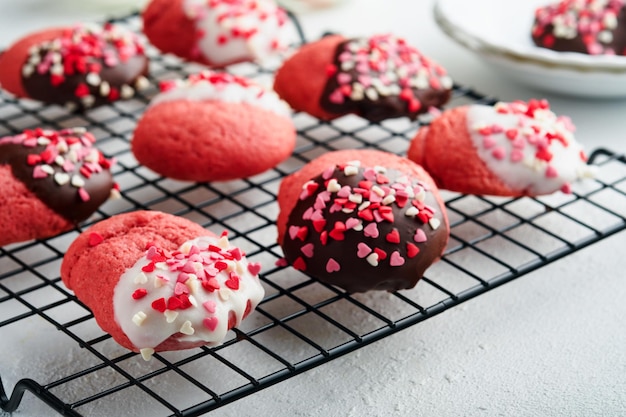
[2, 12, 626, 417]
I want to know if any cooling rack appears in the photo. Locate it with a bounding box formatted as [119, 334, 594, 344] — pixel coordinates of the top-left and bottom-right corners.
[2, 12, 626, 417]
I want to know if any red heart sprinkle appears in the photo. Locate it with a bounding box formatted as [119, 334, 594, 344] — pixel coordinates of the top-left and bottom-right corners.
[406, 243, 420, 258]
[202, 278, 220, 292]
[203, 317, 219, 331]
[296, 226, 309, 241]
[386, 229, 400, 244]
[227, 310, 237, 330]
[132, 288, 147, 300]
[243, 300, 252, 319]
[74, 83, 90, 98]
[167, 296, 183, 310]
[88, 232, 104, 247]
[151, 298, 167, 313]
[312, 219, 326, 233]
[225, 273, 240, 290]
[320, 231, 328, 246]
[293, 257, 307, 271]
[247, 262, 262, 276]
[374, 248, 387, 261]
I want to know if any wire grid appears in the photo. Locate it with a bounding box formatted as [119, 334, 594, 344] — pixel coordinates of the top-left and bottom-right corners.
[2, 13, 626, 417]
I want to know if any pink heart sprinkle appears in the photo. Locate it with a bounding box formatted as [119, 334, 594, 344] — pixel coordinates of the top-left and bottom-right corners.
[203, 316, 219, 331]
[302, 207, 314, 220]
[23, 138, 38, 147]
[310, 209, 324, 221]
[363, 168, 377, 182]
[482, 136, 496, 149]
[414, 229, 427, 243]
[289, 226, 300, 240]
[275, 258, 288, 267]
[203, 300, 216, 314]
[363, 223, 379, 238]
[146, 246, 158, 261]
[492, 147, 506, 160]
[357, 242, 372, 258]
[78, 187, 90, 202]
[356, 62, 369, 73]
[337, 185, 351, 198]
[174, 282, 189, 296]
[510, 149, 524, 162]
[545, 165, 559, 178]
[322, 166, 335, 180]
[247, 262, 262, 276]
[329, 89, 344, 104]
[338, 51, 352, 62]
[337, 73, 352, 84]
[389, 251, 405, 267]
[326, 258, 341, 273]
[512, 137, 526, 149]
[32, 166, 48, 179]
[345, 218, 360, 229]
[358, 74, 372, 87]
[369, 192, 382, 204]
[301, 243, 315, 258]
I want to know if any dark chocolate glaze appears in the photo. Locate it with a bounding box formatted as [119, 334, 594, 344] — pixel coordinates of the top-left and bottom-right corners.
[282, 166, 448, 293]
[22, 54, 149, 109]
[0, 142, 113, 223]
[319, 38, 452, 122]
[532, 6, 626, 55]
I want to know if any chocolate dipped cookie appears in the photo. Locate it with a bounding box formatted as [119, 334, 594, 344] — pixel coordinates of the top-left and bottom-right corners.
[276, 149, 449, 293]
[273, 34, 453, 122]
[0, 23, 149, 110]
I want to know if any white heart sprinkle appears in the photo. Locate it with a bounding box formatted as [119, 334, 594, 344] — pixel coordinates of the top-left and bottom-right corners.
[54, 172, 70, 186]
[180, 320, 195, 335]
[164, 310, 179, 324]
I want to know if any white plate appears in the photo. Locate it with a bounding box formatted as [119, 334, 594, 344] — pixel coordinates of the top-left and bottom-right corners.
[434, 0, 626, 98]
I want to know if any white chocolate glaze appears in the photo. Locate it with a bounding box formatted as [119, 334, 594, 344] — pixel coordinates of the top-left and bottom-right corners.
[113, 235, 265, 357]
[466, 101, 595, 195]
[182, 0, 288, 66]
[151, 70, 292, 117]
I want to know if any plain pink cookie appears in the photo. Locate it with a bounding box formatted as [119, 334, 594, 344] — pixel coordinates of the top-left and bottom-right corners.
[132, 70, 296, 182]
[276, 149, 450, 293]
[408, 99, 595, 197]
[0, 23, 149, 110]
[0, 127, 116, 246]
[61, 211, 265, 358]
[142, 0, 289, 67]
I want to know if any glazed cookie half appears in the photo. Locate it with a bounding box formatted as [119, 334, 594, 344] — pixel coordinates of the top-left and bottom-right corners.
[61, 210, 265, 360]
[142, 0, 289, 67]
[408, 99, 595, 196]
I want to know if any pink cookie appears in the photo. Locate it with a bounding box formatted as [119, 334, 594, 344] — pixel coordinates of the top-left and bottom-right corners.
[0, 128, 116, 246]
[277, 149, 449, 293]
[142, 0, 289, 67]
[61, 210, 265, 360]
[0, 23, 149, 110]
[273, 34, 453, 122]
[408, 99, 595, 196]
[132, 70, 296, 182]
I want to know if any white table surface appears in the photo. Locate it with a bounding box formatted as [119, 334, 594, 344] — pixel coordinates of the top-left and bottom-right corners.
[1, 1, 625, 416]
